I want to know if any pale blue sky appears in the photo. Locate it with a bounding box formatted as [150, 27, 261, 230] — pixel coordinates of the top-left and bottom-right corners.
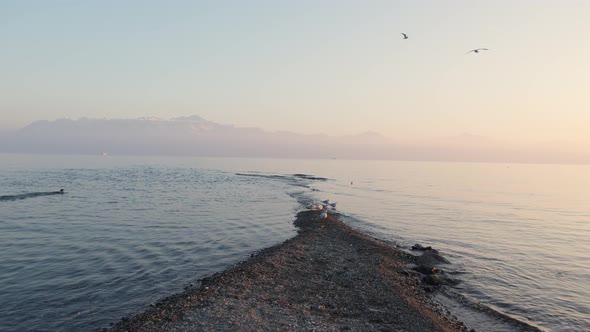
[1, 1, 589, 150]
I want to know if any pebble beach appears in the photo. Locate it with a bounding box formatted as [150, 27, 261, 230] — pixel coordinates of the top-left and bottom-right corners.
[108, 210, 467, 332]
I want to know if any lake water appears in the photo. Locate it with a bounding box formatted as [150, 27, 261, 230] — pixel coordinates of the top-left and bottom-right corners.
[1, 154, 589, 331]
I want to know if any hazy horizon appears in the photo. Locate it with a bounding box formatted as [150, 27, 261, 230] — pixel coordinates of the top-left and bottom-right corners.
[2, 1, 589, 161]
[1, 115, 588, 164]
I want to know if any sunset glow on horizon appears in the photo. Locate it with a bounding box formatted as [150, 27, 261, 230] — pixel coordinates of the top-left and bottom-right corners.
[1, 1, 589, 160]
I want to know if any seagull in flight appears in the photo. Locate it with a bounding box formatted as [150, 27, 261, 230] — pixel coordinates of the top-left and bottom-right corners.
[466, 48, 489, 54]
[401, 33, 408, 39]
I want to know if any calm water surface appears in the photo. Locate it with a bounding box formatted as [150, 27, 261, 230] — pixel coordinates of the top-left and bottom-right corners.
[306, 161, 590, 332]
[1, 154, 589, 331]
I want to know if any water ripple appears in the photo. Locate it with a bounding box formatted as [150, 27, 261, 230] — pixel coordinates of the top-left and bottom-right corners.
[0, 164, 299, 331]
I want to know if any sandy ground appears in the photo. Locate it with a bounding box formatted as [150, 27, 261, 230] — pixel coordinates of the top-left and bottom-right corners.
[107, 210, 468, 332]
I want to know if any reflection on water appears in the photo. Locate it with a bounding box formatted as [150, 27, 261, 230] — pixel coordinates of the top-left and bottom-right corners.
[1, 154, 589, 331]
[0, 158, 304, 331]
[306, 160, 590, 332]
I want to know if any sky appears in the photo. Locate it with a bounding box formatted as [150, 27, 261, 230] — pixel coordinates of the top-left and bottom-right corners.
[1, 0, 589, 153]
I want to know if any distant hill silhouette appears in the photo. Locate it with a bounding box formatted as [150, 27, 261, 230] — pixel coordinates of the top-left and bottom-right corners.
[0, 116, 394, 159]
[0, 116, 587, 164]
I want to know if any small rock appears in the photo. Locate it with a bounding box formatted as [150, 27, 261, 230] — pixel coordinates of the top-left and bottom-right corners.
[411, 244, 433, 251]
[417, 250, 450, 266]
[422, 274, 460, 286]
[412, 265, 441, 275]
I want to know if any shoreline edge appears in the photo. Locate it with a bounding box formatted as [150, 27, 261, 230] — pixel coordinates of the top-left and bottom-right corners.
[107, 210, 468, 331]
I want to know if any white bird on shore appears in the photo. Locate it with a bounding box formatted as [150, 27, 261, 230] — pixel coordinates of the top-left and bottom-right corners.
[319, 210, 328, 220]
[466, 48, 489, 54]
[308, 203, 323, 211]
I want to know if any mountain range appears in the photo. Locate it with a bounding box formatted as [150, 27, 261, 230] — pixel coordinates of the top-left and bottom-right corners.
[0, 116, 587, 164]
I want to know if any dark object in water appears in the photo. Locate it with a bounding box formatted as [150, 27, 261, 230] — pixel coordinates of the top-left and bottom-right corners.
[0, 189, 65, 201]
[235, 172, 328, 182]
[412, 244, 433, 251]
[417, 250, 451, 266]
[292, 174, 329, 181]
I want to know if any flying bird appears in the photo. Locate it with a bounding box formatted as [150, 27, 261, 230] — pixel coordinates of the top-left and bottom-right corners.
[466, 48, 489, 54]
[401, 33, 408, 39]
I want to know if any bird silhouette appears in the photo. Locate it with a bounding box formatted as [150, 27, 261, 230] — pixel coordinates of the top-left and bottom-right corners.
[466, 48, 489, 54]
[401, 33, 408, 39]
